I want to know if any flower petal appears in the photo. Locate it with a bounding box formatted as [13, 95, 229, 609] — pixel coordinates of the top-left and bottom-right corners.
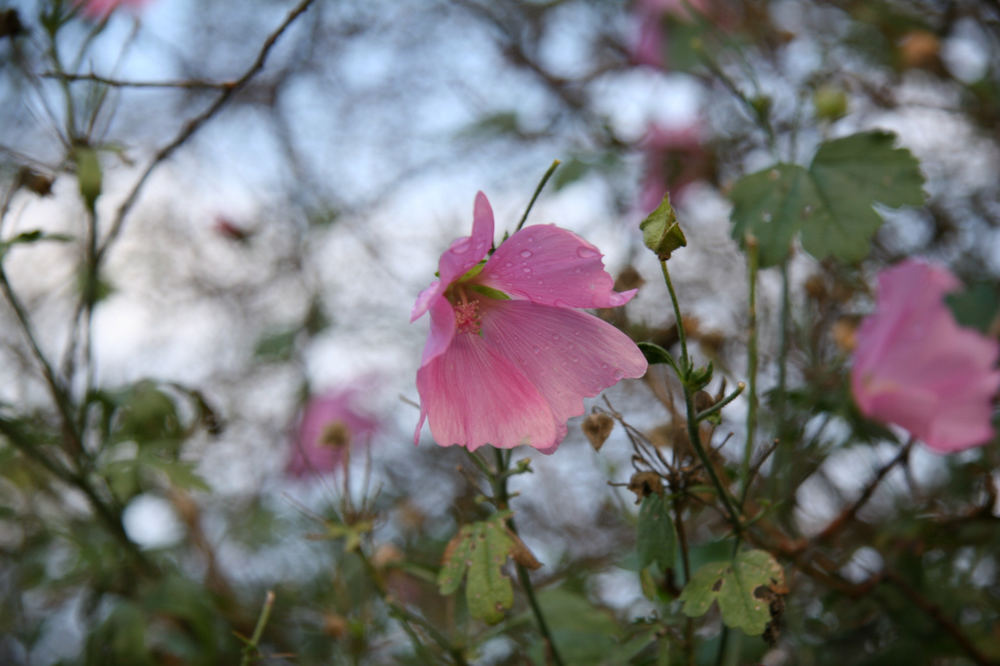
[480, 225, 635, 308]
[412, 193, 495, 322]
[418, 292, 457, 367]
[480, 300, 648, 430]
[415, 330, 557, 451]
[438, 191, 495, 287]
[851, 259, 1000, 453]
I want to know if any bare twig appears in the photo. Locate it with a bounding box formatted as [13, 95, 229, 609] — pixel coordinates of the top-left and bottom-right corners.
[94, 0, 318, 265]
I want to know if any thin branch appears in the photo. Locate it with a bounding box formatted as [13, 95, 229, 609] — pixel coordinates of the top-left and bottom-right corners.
[94, 0, 318, 265]
[41, 71, 233, 90]
[815, 438, 914, 544]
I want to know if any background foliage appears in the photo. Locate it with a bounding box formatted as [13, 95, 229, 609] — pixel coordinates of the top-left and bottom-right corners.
[1, 0, 999, 664]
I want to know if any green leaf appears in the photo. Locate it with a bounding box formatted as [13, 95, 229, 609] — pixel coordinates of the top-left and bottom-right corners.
[637, 493, 676, 572]
[438, 512, 516, 624]
[687, 362, 713, 392]
[946, 282, 999, 334]
[529, 588, 622, 665]
[679, 549, 784, 636]
[730, 131, 925, 267]
[640, 194, 687, 260]
[253, 329, 298, 362]
[638, 342, 680, 374]
[142, 456, 211, 493]
[730, 164, 813, 267]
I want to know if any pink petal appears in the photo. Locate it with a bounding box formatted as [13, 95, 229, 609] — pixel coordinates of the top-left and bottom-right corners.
[419, 292, 456, 367]
[415, 330, 557, 451]
[436, 191, 494, 289]
[851, 259, 1000, 453]
[412, 192, 495, 322]
[288, 390, 378, 479]
[479, 225, 636, 308]
[480, 300, 648, 430]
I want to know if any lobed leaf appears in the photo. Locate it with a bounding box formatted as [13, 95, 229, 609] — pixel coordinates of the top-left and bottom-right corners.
[438, 512, 517, 624]
[730, 131, 925, 267]
[679, 549, 785, 636]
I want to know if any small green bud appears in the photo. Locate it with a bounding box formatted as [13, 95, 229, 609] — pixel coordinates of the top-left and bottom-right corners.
[639, 194, 687, 261]
[75, 145, 102, 210]
[813, 85, 848, 121]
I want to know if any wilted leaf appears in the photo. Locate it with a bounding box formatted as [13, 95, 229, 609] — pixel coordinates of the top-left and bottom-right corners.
[679, 549, 785, 636]
[438, 512, 516, 624]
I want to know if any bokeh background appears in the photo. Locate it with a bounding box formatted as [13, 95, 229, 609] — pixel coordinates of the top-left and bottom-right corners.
[2, 0, 1000, 664]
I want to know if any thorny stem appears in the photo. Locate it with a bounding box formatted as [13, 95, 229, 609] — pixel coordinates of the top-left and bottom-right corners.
[514, 159, 560, 234]
[492, 449, 566, 666]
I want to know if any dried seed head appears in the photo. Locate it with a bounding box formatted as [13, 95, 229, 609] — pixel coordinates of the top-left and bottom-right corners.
[627, 471, 664, 503]
[582, 412, 615, 451]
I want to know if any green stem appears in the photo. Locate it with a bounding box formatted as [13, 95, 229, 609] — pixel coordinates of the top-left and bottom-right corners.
[514, 159, 560, 233]
[357, 548, 467, 665]
[741, 238, 759, 505]
[240, 590, 275, 666]
[659, 260, 689, 370]
[492, 449, 565, 666]
[660, 260, 743, 537]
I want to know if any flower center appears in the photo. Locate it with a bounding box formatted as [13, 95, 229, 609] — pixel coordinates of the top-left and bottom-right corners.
[454, 299, 482, 335]
[319, 421, 351, 449]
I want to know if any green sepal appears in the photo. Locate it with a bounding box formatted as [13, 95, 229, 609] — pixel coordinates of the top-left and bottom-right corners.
[640, 194, 687, 261]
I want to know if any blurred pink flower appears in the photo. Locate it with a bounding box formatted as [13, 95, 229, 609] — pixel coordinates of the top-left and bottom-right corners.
[411, 192, 647, 454]
[631, 0, 710, 67]
[851, 259, 1000, 453]
[287, 390, 378, 479]
[639, 123, 713, 210]
[75, 0, 150, 19]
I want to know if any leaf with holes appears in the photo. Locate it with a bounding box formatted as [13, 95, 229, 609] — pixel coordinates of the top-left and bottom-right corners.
[438, 512, 516, 624]
[637, 493, 676, 571]
[730, 131, 924, 267]
[679, 549, 785, 636]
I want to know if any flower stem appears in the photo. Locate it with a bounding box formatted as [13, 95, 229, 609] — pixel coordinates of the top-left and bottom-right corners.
[741, 238, 759, 504]
[357, 548, 468, 665]
[239, 590, 275, 666]
[492, 449, 565, 666]
[659, 260, 689, 369]
[514, 159, 561, 233]
[660, 260, 743, 537]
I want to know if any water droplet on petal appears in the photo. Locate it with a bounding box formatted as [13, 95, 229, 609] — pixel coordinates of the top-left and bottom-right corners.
[576, 246, 599, 259]
[522, 267, 532, 274]
[504, 261, 513, 268]
[451, 240, 471, 254]
[520, 250, 532, 258]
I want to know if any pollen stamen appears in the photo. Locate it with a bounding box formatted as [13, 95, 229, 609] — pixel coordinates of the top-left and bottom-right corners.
[454, 291, 482, 334]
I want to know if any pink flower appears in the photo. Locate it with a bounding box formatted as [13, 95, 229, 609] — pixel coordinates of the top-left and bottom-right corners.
[74, 0, 150, 19]
[851, 259, 1000, 453]
[630, 0, 711, 68]
[639, 122, 713, 210]
[286, 390, 378, 479]
[411, 192, 648, 454]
